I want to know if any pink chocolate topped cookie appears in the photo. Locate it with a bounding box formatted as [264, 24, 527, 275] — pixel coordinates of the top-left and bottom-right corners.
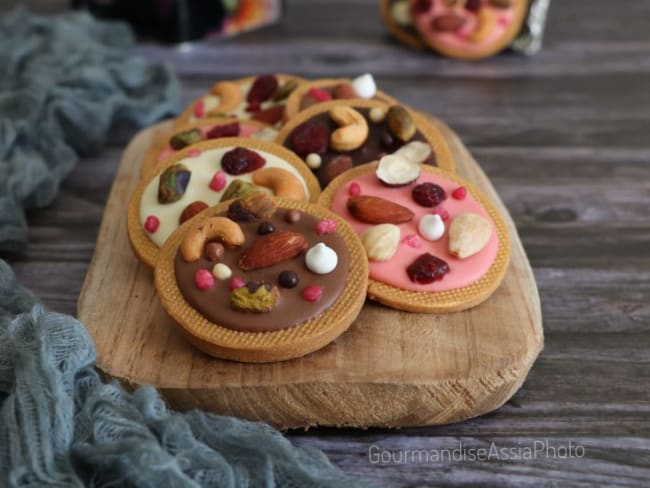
[410, 0, 528, 60]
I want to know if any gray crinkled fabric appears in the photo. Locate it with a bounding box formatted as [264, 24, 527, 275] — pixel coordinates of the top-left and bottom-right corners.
[0, 260, 369, 487]
[0, 7, 179, 252]
[0, 8, 370, 488]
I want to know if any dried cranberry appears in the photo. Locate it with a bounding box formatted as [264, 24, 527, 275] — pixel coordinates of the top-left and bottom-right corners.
[247, 75, 278, 104]
[406, 253, 449, 284]
[307, 88, 332, 102]
[206, 122, 240, 139]
[221, 147, 266, 175]
[411, 0, 432, 16]
[412, 182, 447, 207]
[245, 101, 261, 113]
[465, 0, 482, 12]
[290, 122, 330, 157]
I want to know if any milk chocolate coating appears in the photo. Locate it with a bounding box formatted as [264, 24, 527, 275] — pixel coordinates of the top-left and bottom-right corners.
[174, 209, 351, 333]
[286, 107, 436, 187]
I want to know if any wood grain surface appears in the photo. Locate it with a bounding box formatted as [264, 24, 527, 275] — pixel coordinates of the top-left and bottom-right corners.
[3, 0, 649, 486]
[77, 118, 541, 428]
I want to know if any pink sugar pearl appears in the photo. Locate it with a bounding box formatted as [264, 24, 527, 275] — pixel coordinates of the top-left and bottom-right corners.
[230, 276, 246, 290]
[194, 269, 214, 290]
[144, 216, 160, 233]
[348, 182, 361, 196]
[316, 219, 337, 235]
[302, 285, 323, 302]
[209, 171, 226, 191]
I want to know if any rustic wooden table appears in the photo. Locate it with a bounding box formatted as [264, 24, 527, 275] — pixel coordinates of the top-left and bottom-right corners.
[5, 0, 650, 486]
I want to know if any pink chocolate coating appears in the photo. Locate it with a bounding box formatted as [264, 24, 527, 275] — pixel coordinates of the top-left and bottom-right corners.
[412, 0, 516, 55]
[156, 123, 260, 163]
[330, 171, 499, 292]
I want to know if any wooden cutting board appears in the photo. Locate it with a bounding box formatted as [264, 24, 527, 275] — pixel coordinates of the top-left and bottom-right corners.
[78, 120, 543, 429]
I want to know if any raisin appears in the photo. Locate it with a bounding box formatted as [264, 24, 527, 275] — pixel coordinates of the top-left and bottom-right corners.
[411, 0, 432, 15]
[227, 200, 256, 222]
[380, 132, 395, 149]
[206, 122, 240, 139]
[247, 75, 278, 104]
[412, 182, 447, 207]
[406, 253, 450, 284]
[221, 147, 266, 175]
[290, 122, 330, 157]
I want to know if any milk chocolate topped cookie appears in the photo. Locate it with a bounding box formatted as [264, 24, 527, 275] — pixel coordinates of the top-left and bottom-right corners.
[276, 99, 455, 187]
[177, 74, 305, 128]
[410, 0, 529, 60]
[155, 196, 369, 362]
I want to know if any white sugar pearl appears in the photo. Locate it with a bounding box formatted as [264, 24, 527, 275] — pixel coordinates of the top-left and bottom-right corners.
[369, 107, 387, 123]
[306, 153, 322, 169]
[418, 214, 445, 242]
[351, 73, 377, 99]
[212, 263, 232, 280]
[305, 243, 338, 274]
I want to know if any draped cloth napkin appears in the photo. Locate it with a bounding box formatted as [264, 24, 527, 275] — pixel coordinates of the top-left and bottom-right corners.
[0, 8, 368, 487]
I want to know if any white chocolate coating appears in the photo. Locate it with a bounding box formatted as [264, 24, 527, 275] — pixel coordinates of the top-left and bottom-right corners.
[139, 147, 310, 247]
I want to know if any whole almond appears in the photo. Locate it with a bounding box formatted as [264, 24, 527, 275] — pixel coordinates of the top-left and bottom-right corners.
[239, 231, 308, 270]
[179, 200, 208, 224]
[489, 0, 513, 8]
[347, 196, 414, 225]
[448, 212, 492, 259]
[431, 14, 466, 32]
[333, 83, 358, 100]
[252, 105, 285, 125]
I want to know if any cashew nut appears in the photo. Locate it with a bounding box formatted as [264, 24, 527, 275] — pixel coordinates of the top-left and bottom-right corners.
[207, 81, 244, 115]
[181, 217, 245, 262]
[252, 167, 307, 201]
[329, 106, 369, 152]
[469, 8, 497, 42]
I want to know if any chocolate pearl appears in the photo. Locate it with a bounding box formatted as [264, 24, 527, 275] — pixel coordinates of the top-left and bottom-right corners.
[257, 221, 276, 235]
[278, 270, 299, 289]
[285, 209, 301, 223]
[205, 242, 225, 262]
[380, 132, 394, 149]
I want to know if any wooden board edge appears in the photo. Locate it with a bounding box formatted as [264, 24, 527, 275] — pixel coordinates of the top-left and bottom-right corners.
[139, 346, 542, 429]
